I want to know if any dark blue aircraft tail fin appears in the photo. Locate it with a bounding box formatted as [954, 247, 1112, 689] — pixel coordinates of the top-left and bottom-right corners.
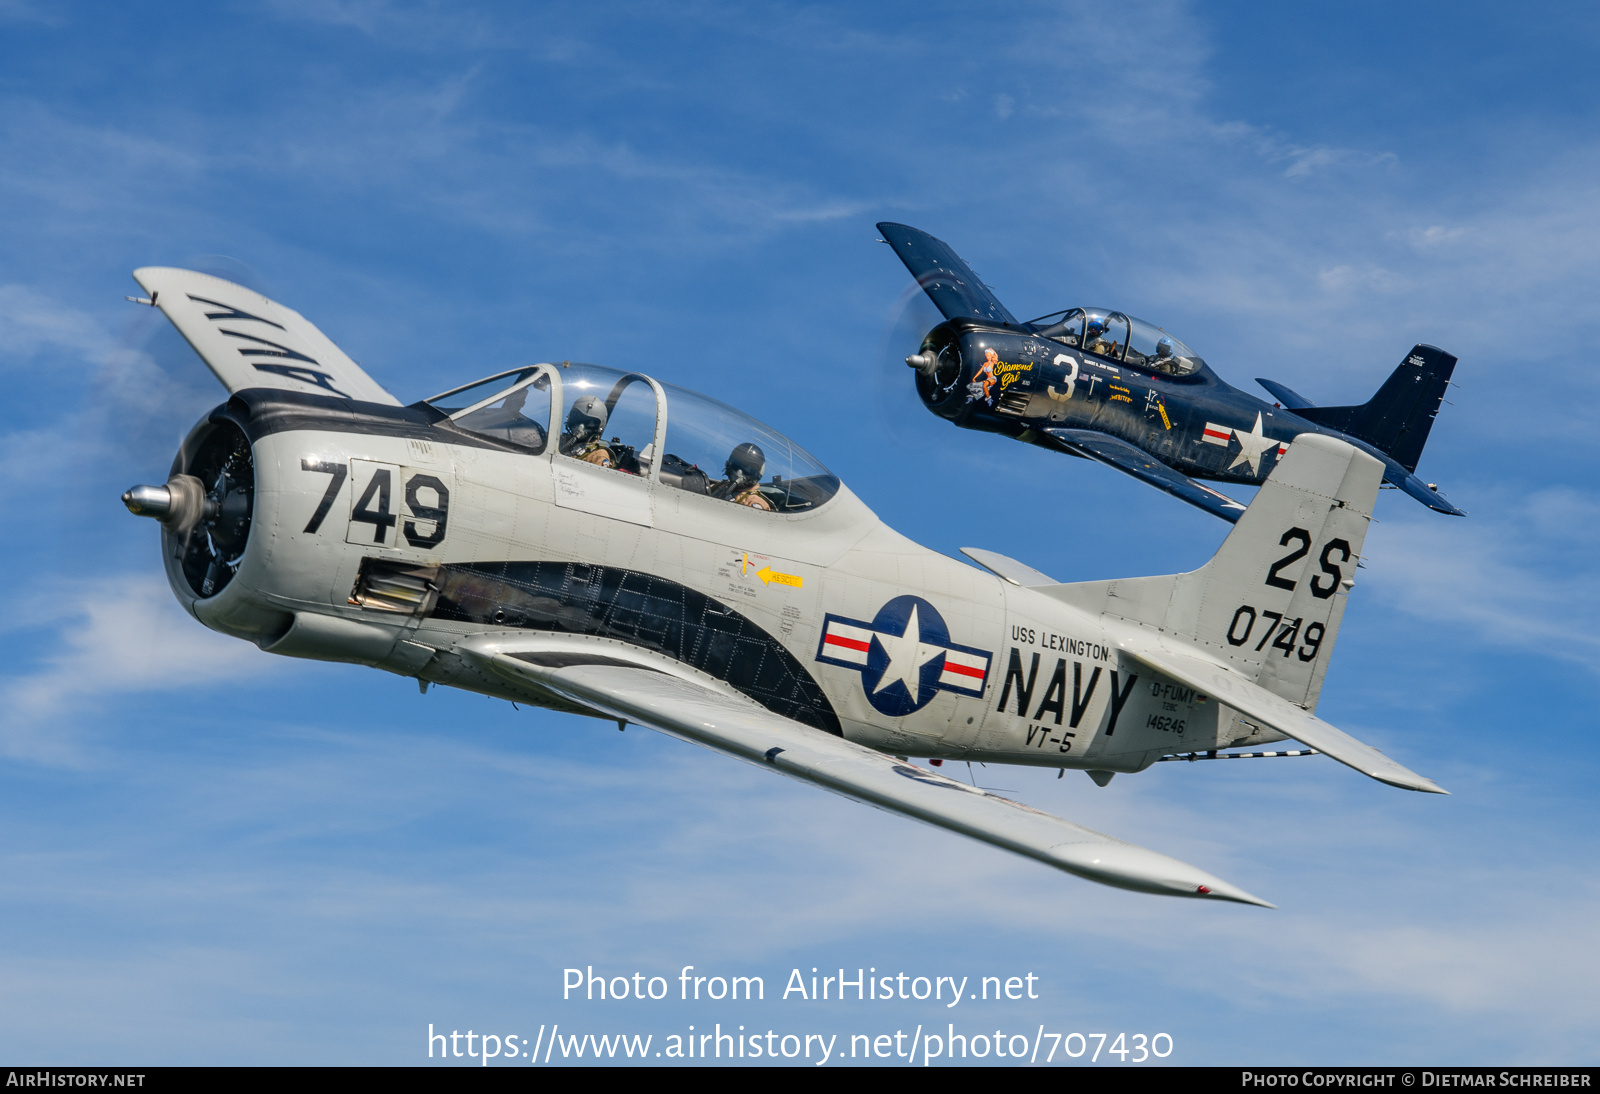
[1290, 344, 1456, 473]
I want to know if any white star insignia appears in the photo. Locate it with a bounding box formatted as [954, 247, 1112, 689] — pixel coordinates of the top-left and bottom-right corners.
[871, 604, 947, 704]
[1229, 412, 1278, 477]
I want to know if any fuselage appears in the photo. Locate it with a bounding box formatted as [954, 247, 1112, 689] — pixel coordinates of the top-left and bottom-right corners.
[161, 382, 1286, 777]
[917, 318, 1379, 485]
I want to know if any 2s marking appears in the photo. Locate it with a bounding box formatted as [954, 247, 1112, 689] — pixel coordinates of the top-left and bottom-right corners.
[1264, 527, 1351, 598]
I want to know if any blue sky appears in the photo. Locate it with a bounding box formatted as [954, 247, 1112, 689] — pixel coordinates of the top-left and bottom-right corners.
[1, 0, 1598, 1066]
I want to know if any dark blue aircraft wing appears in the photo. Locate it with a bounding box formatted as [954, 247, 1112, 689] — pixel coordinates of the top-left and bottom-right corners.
[878, 222, 1021, 327]
[1041, 427, 1249, 523]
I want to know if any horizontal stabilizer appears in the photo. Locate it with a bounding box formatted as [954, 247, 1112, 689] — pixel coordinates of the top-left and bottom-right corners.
[960, 547, 1056, 587]
[132, 267, 400, 405]
[1041, 427, 1247, 523]
[1123, 646, 1447, 794]
[462, 634, 1272, 905]
[1256, 378, 1316, 410]
[878, 222, 1021, 327]
[1045, 433, 1445, 794]
[1386, 467, 1466, 516]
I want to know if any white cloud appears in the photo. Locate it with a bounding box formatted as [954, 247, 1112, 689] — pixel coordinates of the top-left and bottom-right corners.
[1362, 488, 1600, 671]
[0, 284, 112, 364]
[0, 574, 281, 763]
[1278, 144, 1398, 179]
[0, 0, 59, 26]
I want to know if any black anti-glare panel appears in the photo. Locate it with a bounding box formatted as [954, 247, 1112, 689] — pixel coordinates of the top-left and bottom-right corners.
[432, 561, 843, 736]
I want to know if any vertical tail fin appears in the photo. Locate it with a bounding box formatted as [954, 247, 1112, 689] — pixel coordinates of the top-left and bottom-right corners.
[1292, 344, 1455, 473]
[1042, 435, 1383, 711]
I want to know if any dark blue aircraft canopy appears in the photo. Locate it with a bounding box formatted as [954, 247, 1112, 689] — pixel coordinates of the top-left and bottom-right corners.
[1034, 308, 1202, 375]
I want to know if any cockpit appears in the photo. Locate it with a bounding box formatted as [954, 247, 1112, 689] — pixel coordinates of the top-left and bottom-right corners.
[423, 363, 841, 512]
[1030, 308, 1202, 376]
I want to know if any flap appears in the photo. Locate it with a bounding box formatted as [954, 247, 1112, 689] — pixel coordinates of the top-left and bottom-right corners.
[461, 634, 1272, 905]
[132, 267, 400, 405]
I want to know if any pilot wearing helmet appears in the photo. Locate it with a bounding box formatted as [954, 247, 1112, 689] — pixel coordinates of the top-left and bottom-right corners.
[711, 442, 775, 511]
[1151, 337, 1179, 373]
[1150, 337, 1191, 375]
[1084, 315, 1118, 358]
[560, 394, 615, 468]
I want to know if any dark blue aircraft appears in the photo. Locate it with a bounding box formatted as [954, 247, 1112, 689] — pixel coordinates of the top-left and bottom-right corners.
[880, 222, 1464, 523]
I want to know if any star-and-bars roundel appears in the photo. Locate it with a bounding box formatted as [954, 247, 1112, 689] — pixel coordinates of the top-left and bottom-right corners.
[815, 595, 993, 717]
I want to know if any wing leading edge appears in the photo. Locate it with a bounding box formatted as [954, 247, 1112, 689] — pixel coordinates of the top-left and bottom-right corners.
[1040, 427, 1248, 523]
[461, 636, 1272, 906]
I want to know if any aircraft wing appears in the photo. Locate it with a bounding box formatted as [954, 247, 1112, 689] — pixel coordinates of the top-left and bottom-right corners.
[132, 267, 400, 405]
[1123, 645, 1447, 795]
[1040, 427, 1248, 523]
[878, 222, 1021, 327]
[459, 636, 1272, 905]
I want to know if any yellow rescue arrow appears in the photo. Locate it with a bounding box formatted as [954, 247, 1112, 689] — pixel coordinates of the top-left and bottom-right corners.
[756, 566, 803, 588]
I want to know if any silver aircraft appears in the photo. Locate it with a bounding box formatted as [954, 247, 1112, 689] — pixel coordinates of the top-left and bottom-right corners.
[121, 267, 1447, 907]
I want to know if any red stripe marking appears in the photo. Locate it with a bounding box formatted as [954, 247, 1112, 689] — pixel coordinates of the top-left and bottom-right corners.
[1204, 428, 1229, 440]
[941, 662, 986, 679]
[824, 635, 870, 653]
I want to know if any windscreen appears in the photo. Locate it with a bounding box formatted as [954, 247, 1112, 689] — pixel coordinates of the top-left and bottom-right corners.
[426, 367, 552, 452]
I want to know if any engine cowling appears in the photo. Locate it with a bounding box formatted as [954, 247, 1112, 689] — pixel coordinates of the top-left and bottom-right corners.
[907, 322, 971, 419]
[123, 404, 301, 647]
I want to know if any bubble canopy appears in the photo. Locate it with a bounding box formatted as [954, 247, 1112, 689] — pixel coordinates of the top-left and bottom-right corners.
[424, 363, 840, 512]
[1030, 308, 1203, 376]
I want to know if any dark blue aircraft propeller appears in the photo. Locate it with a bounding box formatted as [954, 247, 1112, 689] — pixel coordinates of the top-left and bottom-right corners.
[878, 221, 1464, 523]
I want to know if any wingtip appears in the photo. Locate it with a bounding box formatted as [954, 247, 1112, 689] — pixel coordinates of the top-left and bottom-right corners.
[1376, 772, 1450, 795]
[1196, 882, 1276, 909]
